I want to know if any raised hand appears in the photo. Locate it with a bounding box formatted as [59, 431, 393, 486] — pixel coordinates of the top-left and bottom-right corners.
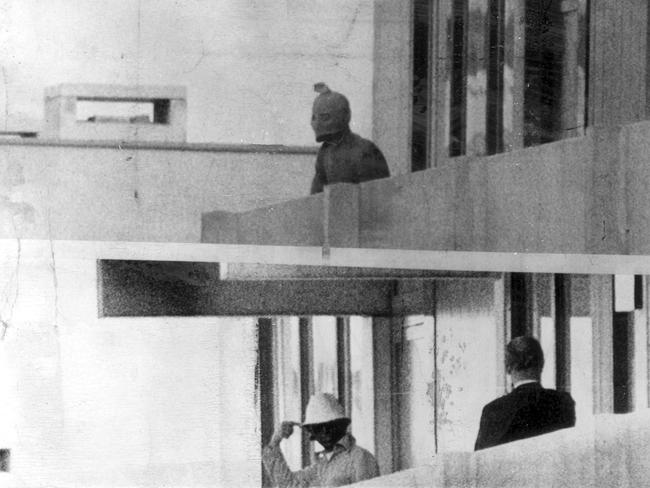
[270, 421, 301, 447]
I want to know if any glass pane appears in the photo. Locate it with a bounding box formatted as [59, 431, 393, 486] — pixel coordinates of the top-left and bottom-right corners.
[540, 316, 557, 389]
[412, 0, 431, 170]
[614, 275, 636, 312]
[449, 0, 467, 157]
[311, 316, 338, 396]
[274, 316, 302, 470]
[633, 307, 648, 411]
[349, 316, 375, 454]
[523, 0, 588, 146]
[465, 0, 489, 157]
[77, 101, 155, 123]
[397, 315, 435, 469]
[570, 317, 593, 426]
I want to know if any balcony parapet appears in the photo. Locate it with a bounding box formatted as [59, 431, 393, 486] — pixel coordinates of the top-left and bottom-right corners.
[350, 409, 650, 488]
[202, 120, 650, 256]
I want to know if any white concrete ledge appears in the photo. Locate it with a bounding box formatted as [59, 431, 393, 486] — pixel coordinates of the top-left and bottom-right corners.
[349, 410, 650, 488]
[45, 83, 187, 100]
[0, 137, 318, 154]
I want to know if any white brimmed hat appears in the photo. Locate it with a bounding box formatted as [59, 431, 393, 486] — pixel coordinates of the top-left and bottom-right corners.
[303, 393, 349, 426]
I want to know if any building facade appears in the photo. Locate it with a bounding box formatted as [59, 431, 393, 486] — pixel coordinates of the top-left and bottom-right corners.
[0, 1, 648, 487]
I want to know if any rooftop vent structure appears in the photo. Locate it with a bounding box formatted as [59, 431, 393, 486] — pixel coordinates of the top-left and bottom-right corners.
[43, 84, 187, 143]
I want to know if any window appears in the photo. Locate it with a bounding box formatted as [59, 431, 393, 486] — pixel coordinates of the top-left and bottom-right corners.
[613, 275, 646, 413]
[412, 0, 589, 166]
[412, 0, 432, 171]
[0, 450, 8, 472]
[263, 315, 375, 469]
[77, 100, 155, 124]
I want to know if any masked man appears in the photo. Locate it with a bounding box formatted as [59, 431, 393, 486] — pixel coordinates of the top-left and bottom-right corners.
[310, 83, 390, 194]
[262, 393, 379, 487]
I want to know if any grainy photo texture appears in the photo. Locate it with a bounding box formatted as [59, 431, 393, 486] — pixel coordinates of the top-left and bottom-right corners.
[0, 1, 649, 487]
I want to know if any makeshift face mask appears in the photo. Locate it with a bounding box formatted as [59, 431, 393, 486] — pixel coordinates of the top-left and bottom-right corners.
[304, 419, 350, 451]
[311, 83, 351, 142]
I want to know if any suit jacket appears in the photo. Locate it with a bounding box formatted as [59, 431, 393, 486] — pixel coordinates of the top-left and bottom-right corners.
[474, 382, 576, 451]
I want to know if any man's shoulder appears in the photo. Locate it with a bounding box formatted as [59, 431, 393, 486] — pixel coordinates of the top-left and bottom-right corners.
[506, 385, 575, 411]
[540, 387, 575, 405]
[482, 392, 513, 413]
[348, 443, 377, 462]
[481, 386, 546, 414]
[347, 131, 379, 149]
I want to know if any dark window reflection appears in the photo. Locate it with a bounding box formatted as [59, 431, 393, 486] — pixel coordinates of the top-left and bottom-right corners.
[524, 0, 565, 146]
[449, 0, 467, 157]
[487, 0, 504, 155]
[412, 0, 431, 171]
[413, 0, 588, 164]
[524, 0, 589, 146]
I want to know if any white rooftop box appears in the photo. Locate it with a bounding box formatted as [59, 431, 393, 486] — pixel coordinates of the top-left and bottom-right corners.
[43, 84, 187, 143]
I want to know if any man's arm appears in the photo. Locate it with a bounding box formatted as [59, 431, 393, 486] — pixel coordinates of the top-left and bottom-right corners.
[310, 150, 326, 194]
[262, 445, 317, 488]
[474, 406, 498, 451]
[262, 421, 317, 488]
[562, 393, 576, 428]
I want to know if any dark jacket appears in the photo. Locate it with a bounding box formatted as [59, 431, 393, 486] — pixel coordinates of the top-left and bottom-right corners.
[474, 382, 576, 451]
[310, 130, 390, 194]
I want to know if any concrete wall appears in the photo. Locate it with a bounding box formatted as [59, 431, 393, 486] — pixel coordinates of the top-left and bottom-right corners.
[373, 0, 412, 176]
[589, 0, 648, 126]
[358, 133, 589, 253]
[0, 240, 260, 487]
[352, 410, 650, 488]
[0, 0, 375, 146]
[202, 120, 650, 256]
[0, 140, 315, 242]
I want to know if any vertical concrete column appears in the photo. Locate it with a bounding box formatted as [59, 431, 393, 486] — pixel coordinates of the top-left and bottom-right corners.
[435, 452, 474, 488]
[566, 274, 614, 416]
[373, 0, 412, 175]
[43, 94, 77, 139]
[169, 99, 187, 142]
[560, 0, 581, 138]
[589, 274, 614, 414]
[585, 126, 627, 254]
[589, 0, 648, 126]
[372, 316, 394, 475]
[322, 184, 359, 251]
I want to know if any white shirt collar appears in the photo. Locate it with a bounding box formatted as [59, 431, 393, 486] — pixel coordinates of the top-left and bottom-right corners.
[513, 379, 540, 389]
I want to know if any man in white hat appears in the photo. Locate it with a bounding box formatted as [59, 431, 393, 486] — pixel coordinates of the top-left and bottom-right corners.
[262, 392, 379, 487]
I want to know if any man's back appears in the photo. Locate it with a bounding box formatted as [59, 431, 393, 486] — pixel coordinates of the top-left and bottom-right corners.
[474, 382, 575, 450]
[310, 130, 389, 194]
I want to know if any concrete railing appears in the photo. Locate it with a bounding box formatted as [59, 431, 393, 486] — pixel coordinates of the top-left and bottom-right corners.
[202, 119, 650, 256]
[0, 140, 315, 242]
[350, 410, 650, 488]
[202, 183, 358, 248]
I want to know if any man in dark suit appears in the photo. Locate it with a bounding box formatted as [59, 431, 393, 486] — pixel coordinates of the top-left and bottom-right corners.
[474, 336, 576, 451]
